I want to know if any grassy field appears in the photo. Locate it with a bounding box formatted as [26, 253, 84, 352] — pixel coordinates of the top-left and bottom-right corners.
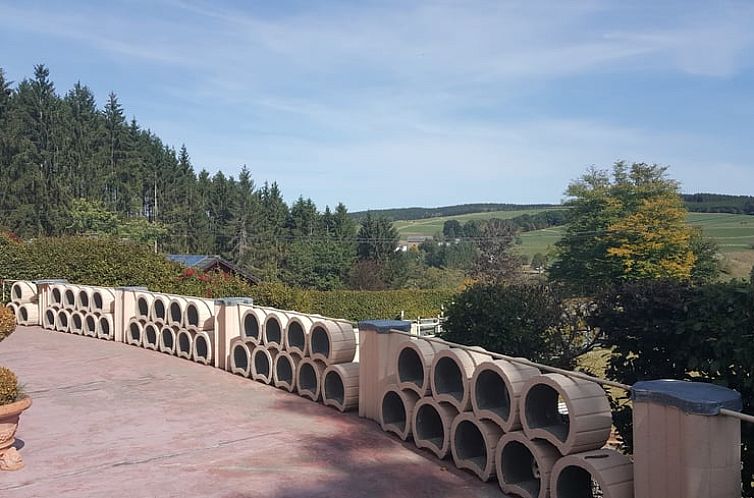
[396, 209, 754, 278]
[394, 208, 562, 237]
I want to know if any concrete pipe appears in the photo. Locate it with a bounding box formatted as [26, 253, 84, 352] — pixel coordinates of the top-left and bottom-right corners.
[83, 313, 98, 337]
[471, 359, 541, 432]
[126, 318, 144, 347]
[5, 303, 19, 323]
[229, 339, 253, 377]
[11, 281, 36, 304]
[63, 285, 78, 310]
[69, 311, 85, 335]
[322, 362, 360, 412]
[55, 309, 71, 332]
[43, 307, 56, 330]
[450, 412, 504, 482]
[150, 294, 170, 323]
[185, 298, 215, 331]
[176, 329, 195, 359]
[135, 292, 155, 321]
[97, 314, 114, 340]
[284, 314, 315, 356]
[159, 325, 178, 355]
[273, 351, 302, 392]
[496, 431, 561, 498]
[142, 322, 160, 350]
[549, 449, 634, 498]
[520, 374, 612, 456]
[168, 297, 188, 328]
[431, 347, 491, 412]
[262, 311, 290, 350]
[192, 331, 215, 365]
[50, 284, 64, 308]
[240, 306, 269, 345]
[76, 287, 93, 312]
[379, 385, 421, 441]
[17, 303, 39, 326]
[251, 347, 278, 384]
[396, 339, 449, 396]
[91, 288, 116, 314]
[412, 397, 459, 459]
[309, 320, 357, 365]
[297, 358, 327, 401]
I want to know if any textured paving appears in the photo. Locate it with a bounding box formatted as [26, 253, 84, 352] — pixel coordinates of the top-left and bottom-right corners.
[0, 326, 504, 498]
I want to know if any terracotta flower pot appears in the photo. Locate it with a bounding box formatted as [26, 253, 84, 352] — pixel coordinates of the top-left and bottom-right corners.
[0, 396, 32, 471]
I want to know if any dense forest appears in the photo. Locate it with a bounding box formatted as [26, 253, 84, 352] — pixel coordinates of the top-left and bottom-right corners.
[681, 193, 754, 214]
[350, 202, 561, 221]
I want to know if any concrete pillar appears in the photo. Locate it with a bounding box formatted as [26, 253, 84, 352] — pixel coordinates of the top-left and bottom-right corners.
[213, 298, 253, 371]
[115, 287, 148, 344]
[632, 379, 743, 498]
[357, 320, 411, 422]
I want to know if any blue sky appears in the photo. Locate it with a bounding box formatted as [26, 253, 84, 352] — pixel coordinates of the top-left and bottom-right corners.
[1, 0, 753, 211]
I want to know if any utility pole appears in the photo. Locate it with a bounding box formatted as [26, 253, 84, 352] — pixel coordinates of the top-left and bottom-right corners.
[153, 178, 158, 254]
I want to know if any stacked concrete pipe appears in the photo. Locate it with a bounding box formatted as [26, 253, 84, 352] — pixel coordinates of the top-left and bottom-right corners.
[471, 359, 541, 432]
[126, 318, 144, 347]
[379, 385, 420, 441]
[297, 358, 327, 401]
[430, 347, 492, 412]
[322, 362, 360, 412]
[150, 294, 170, 323]
[251, 347, 278, 384]
[9, 281, 39, 326]
[411, 397, 459, 459]
[143, 322, 160, 351]
[176, 328, 194, 359]
[229, 338, 253, 377]
[284, 314, 315, 356]
[263, 310, 290, 351]
[396, 338, 449, 396]
[83, 313, 97, 337]
[309, 319, 357, 365]
[273, 351, 301, 392]
[159, 324, 178, 355]
[495, 431, 561, 498]
[450, 412, 504, 481]
[69, 311, 85, 335]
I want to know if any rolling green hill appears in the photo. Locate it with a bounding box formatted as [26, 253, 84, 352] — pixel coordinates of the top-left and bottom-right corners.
[394, 207, 565, 237]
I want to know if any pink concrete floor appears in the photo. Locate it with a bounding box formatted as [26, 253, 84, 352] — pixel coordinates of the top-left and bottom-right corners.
[0, 327, 506, 498]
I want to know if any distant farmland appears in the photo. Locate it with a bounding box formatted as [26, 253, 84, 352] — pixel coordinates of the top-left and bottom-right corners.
[396, 210, 754, 278]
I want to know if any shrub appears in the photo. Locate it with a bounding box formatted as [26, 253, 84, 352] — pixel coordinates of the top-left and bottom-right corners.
[591, 279, 754, 497]
[0, 367, 19, 405]
[441, 283, 599, 369]
[0, 306, 15, 342]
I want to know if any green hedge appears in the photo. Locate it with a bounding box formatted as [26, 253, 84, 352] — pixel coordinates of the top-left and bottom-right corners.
[0, 235, 456, 321]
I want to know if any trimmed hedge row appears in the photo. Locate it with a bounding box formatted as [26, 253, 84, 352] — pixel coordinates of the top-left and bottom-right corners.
[0, 235, 455, 321]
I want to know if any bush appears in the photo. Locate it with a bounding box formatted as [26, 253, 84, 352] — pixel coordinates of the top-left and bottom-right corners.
[0, 306, 15, 342]
[249, 282, 455, 321]
[591, 279, 754, 497]
[441, 283, 599, 369]
[0, 367, 19, 405]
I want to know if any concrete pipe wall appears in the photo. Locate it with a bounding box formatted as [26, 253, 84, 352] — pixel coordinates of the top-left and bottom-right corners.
[91, 288, 116, 314]
[297, 358, 327, 401]
[192, 330, 215, 365]
[262, 310, 290, 350]
[97, 314, 114, 340]
[273, 351, 302, 392]
[150, 294, 170, 323]
[251, 347, 278, 384]
[185, 298, 215, 331]
[229, 338, 253, 377]
[309, 320, 357, 365]
[412, 397, 459, 459]
[126, 318, 144, 347]
[17, 303, 39, 326]
[322, 362, 360, 412]
[549, 449, 634, 498]
[69, 311, 85, 335]
[83, 313, 98, 337]
[396, 339, 449, 397]
[143, 322, 160, 350]
[176, 329, 194, 359]
[56, 309, 72, 332]
[76, 287, 93, 312]
[11, 281, 37, 304]
[135, 292, 155, 322]
[520, 374, 612, 455]
[240, 306, 269, 345]
[168, 297, 188, 328]
[50, 284, 64, 308]
[430, 347, 491, 412]
[495, 431, 561, 498]
[450, 412, 504, 482]
[379, 385, 420, 441]
[471, 359, 541, 432]
[43, 307, 56, 330]
[63, 285, 79, 310]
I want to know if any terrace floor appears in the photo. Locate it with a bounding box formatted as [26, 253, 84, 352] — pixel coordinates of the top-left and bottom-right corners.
[0, 326, 504, 498]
